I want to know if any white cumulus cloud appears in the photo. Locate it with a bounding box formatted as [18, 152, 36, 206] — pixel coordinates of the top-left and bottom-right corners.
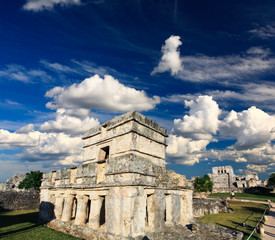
[151, 35, 183, 76]
[166, 95, 275, 169]
[167, 95, 220, 165]
[173, 95, 220, 140]
[166, 135, 208, 165]
[220, 106, 275, 150]
[23, 0, 81, 12]
[40, 108, 99, 135]
[45, 74, 160, 113]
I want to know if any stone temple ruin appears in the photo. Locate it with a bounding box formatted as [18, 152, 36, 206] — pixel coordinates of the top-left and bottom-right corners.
[209, 166, 263, 192]
[39, 111, 193, 239]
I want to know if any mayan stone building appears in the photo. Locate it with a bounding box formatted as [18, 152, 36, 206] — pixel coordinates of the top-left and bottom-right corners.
[209, 165, 263, 192]
[39, 111, 193, 239]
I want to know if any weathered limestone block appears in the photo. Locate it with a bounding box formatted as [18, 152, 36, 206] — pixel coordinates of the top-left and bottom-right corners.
[106, 187, 146, 237]
[106, 173, 155, 186]
[55, 169, 71, 187]
[76, 164, 97, 178]
[41, 172, 54, 188]
[192, 199, 230, 218]
[105, 154, 155, 176]
[154, 166, 186, 188]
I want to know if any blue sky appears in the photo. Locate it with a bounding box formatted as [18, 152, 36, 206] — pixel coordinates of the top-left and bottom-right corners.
[0, 0, 275, 182]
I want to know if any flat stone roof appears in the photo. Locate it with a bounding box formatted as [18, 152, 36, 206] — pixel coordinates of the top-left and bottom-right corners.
[83, 111, 167, 139]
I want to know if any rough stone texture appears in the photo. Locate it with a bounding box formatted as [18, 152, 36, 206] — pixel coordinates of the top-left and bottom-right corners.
[0, 174, 26, 192]
[143, 223, 243, 240]
[0, 190, 40, 210]
[39, 111, 193, 240]
[44, 221, 243, 240]
[106, 154, 155, 177]
[82, 111, 167, 167]
[154, 166, 186, 188]
[192, 199, 230, 218]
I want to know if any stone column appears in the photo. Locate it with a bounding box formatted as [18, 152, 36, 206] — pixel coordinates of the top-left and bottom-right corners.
[180, 195, 187, 224]
[74, 195, 88, 225]
[54, 195, 64, 220]
[185, 190, 193, 223]
[165, 194, 173, 225]
[171, 194, 180, 225]
[180, 191, 193, 225]
[88, 195, 104, 230]
[146, 194, 156, 230]
[61, 195, 74, 222]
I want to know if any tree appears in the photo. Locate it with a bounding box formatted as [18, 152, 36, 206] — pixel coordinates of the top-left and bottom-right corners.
[193, 174, 213, 192]
[267, 173, 275, 187]
[18, 171, 43, 191]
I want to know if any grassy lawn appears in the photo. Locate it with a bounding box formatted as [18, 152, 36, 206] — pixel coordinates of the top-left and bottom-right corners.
[0, 210, 81, 239]
[198, 201, 267, 240]
[209, 192, 275, 202]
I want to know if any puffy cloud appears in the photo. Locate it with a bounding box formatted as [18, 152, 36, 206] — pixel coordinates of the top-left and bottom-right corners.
[167, 95, 220, 165]
[166, 95, 275, 169]
[16, 124, 35, 133]
[152, 36, 275, 83]
[40, 108, 99, 135]
[46, 74, 160, 113]
[0, 129, 42, 148]
[23, 0, 81, 12]
[151, 35, 183, 76]
[18, 132, 83, 164]
[220, 106, 275, 150]
[249, 25, 275, 39]
[247, 164, 270, 173]
[0, 128, 83, 166]
[173, 96, 220, 140]
[235, 157, 247, 163]
[166, 135, 208, 165]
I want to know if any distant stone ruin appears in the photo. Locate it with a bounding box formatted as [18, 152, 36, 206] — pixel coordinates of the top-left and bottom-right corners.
[39, 111, 193, 239]
[0, 174, 40, 210]
[208, 165, 263, 192]
[0, 174, 26, 192]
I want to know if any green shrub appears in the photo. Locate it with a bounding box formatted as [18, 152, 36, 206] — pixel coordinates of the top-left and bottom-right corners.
[267, 173, 275, 187]
[18, 171, 43, 191]
[193, 174, 213, 192]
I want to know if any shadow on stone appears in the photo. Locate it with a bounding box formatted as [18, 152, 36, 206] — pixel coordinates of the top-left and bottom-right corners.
[142, 236, 150, 240]
[38, 201, 55, 224]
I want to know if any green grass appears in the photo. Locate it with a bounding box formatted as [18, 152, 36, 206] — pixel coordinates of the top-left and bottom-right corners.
[209, 192, 275, 202]
[198, 201, 267, 240]
[0, 210, 82, 239]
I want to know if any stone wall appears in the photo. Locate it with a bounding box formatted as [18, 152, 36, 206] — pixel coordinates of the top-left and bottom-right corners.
[192, 199, 230, 218]
[0, 190, 40, 210]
